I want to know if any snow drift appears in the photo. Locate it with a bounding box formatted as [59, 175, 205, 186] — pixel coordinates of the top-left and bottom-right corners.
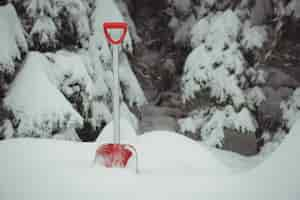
[0, 119, 300, 200]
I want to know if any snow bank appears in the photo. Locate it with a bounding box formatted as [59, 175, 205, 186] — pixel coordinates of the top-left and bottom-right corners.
[0, 4, 28, 73]
[136, 132, 230, 175]
[4, 52, 83, 137]
[96, 118, 137, 145]
[1, 119, 300, 200]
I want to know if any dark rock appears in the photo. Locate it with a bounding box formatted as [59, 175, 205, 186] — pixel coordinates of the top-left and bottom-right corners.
[257, 87, 287, 131]
[277, 87, 293, 100]
[264, 67, 300, 89]
[223, 128, 258, 156]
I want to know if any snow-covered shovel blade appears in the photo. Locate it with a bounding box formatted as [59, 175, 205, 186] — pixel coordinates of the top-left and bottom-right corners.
[94, 22, 138, 173]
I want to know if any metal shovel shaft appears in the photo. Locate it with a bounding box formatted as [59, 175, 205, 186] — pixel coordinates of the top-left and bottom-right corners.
[113, 45, 120, 144]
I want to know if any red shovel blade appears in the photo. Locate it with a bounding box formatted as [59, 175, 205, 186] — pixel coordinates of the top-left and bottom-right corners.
[95, 144, 136, 168]
[103, 22, 128, 45]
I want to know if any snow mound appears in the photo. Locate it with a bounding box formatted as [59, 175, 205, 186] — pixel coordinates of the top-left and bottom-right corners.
[4, 52, 83, 137]
[136, 131, 230, 175]
[1, 119, 300, 199]
[96, 118, 137, 145]
[0, 4, 28, 73]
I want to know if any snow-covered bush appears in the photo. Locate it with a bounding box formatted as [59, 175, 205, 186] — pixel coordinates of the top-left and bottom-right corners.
[4, 52, 83, 138]
[0, 4, 28, 74]
[281, 88, 300, 129]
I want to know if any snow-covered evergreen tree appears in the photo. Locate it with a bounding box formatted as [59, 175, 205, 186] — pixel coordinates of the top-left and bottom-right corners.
[11, 0, 92, 50]
[0, 3, 28, 139]
[1, 0, 146, 140]
[180, 8, 267, 147]
[4, 52, 84, 138]
[0, 3, 28, 74]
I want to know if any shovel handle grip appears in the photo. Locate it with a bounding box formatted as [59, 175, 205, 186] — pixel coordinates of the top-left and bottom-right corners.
[103, 22, 128, 45]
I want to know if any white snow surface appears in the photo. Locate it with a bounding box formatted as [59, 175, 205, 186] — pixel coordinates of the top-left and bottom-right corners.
[1, 119, 300, 199]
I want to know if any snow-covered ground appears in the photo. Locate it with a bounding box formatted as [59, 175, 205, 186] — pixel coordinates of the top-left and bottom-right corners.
[1, 119, 300, 200]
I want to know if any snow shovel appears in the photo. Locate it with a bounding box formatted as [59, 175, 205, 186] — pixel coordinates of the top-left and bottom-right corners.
[94, 22, 138, 172]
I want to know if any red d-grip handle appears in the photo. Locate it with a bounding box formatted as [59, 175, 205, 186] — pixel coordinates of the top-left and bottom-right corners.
[103, 22, 128, 45]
